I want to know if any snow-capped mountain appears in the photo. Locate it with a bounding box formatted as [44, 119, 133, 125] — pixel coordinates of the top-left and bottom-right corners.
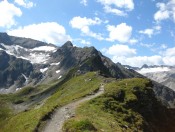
[0, 33, 59, 93]
[132, 64, 175, 91]
[0, 33, 141, 93]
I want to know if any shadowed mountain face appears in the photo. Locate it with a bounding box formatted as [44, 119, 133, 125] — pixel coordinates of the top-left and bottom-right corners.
[0, 33, 141, 92]
[0, 50, 42, 93]
[0, 33, 175, 108]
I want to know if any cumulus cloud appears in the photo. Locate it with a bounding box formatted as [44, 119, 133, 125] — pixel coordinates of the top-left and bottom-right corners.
[161, 47, 175, 65]
[103, 44, 175, 67]
[80, 0, 87, 6]
[112, 55, 163, 67]
[14, 0, 35, 8]
[8, 22, 71, 45]
[106, 44, 136, 57]
[70, 16, 104, 40]
[163, 47, 175, 56]
[154, 0, 175, 23]
[0, 0, 22, 28]
[106, 23, 132, 43]
[97, 0, 134, 16]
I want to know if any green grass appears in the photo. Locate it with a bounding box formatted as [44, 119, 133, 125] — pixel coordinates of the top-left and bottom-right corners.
[0, 72, 102, 132]
[63, 78, 153, 132]
[63, 119, 97, 132]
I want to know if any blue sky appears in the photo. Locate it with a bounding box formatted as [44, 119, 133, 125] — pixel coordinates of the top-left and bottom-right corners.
[1, 0, 175, 67]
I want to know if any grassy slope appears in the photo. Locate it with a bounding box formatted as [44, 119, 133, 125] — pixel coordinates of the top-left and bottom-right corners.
[63, 78, 175, 132]
[0, 72, 102, 132]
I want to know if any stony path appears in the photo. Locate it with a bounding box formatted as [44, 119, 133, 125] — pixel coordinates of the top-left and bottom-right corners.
[42, 85, 104, 132]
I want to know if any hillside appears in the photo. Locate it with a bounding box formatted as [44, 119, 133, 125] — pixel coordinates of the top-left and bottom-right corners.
[63, 78, 175, 132]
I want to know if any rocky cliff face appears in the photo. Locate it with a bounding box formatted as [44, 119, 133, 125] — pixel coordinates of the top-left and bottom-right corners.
[0, 50, 41, 93]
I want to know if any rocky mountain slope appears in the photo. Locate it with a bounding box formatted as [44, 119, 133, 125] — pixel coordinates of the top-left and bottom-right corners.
[0, 33, 140, 93]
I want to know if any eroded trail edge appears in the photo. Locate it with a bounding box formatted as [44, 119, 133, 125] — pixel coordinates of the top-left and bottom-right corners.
[42, 84, 104, 132]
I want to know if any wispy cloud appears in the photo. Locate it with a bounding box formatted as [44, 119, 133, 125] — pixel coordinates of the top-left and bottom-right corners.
[97, 0, 134, 16]
[80, 0, 87, 6]
[139, 25, 161, 38]
[14, 0, 35, 8]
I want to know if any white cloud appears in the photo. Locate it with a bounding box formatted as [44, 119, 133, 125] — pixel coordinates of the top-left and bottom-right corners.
[80, 0, 87, 6]
[106, 44, 136, 57]
[154, 0, 175, 23]
[163, 47, 175, 56]
[160, 44, 167, 49]
[14, 0, 35, 8]
[8, 22, 71, 45]
[97, 0, 134, 16]
[163, 56, 175, 65]
[162, 46, 175, 65]
[104, 44, 163, 67]
[112, 55, 163, 67]
[70, 16, 104, 40]
[80, 39, 91, 45]
[129, 38, 138, 44]
[139, 29, 154, 38]
[106, 23, 132, 43]
[104, 5, 126, 16]
[103, 44, 175, 67]
[70, 16, 101, 29]
[0, 0, 22, 28]
[139, 26, 161, 38]
[140, 43, 155, 48]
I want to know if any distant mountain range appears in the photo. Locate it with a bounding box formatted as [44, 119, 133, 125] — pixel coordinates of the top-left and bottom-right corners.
[125, 64, 175, 91]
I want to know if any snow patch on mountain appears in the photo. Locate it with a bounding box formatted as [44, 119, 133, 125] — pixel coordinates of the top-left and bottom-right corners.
[0, 43, 56, 64]
[58, 75, 62, 79]
[40, 68, 48, 73]
[16, 88, 22, 91]
[50, 62, 60, 66]
[22, 74, 29, 85]
[29, 52, 50, 64]
[32, 46, 57, 52]
[56, 70, 60, 73]
[137, 67, 170, 74]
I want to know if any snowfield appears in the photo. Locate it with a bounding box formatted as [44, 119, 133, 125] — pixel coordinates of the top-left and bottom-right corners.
[0, 43, 56, 64]
[137, 67, 170, 74]
[40, 68, 48, 73]
[31, 46, 57, 52]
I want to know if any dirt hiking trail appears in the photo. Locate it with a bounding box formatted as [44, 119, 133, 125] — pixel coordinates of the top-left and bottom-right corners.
[42, 84, 104, 132]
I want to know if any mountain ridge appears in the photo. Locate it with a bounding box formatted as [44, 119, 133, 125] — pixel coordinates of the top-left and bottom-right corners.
[0, 33, 175, 131]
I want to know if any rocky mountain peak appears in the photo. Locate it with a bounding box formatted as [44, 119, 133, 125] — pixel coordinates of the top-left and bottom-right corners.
[0, 32, 12, 45]
[62, 41, 73, 48]
[141, 64, 149, 68]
